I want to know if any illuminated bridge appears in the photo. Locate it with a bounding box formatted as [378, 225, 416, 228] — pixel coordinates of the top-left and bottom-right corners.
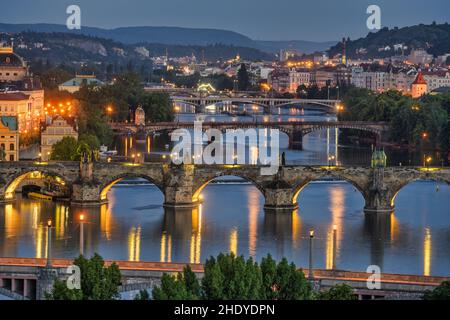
[171, 96, 342, 114]
[0, 161, 449, 213]
[110, 121, 389, 149]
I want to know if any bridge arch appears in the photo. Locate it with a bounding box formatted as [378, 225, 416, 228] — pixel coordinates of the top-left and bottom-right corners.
[99, 173, 165, 202]
[389, 175, 450, 208]
[291, 172, 368, 208]
[192, 173, 266, 203]
[3, 169, 70, 201]
[274, 101, 336, 113]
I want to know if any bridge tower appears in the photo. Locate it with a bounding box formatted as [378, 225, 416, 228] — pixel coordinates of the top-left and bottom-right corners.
[364, 149, 393, 213]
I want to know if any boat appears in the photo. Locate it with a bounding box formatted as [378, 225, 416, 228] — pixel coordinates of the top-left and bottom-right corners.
[28, 192, 53, 201]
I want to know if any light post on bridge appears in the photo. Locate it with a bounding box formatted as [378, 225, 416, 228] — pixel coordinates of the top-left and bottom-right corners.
[46, 219, 52, 268]
[332, 224, 337, 270]
[308, 229, 314, 281]
[328, 155, 335, 169]
[79, 214, 85, 256]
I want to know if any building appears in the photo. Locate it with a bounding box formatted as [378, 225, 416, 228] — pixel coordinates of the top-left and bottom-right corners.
[0, 47, 27, 82]
[40, 116, 78, 161]
[0, 46, 44, 131]
[0, 92, 34, 132]
[268, 68, 290, 93]
[422, 70, 450, 92]
[268, 68, 311, 93]
[311, 68, 336, 88]
[58, 74, 104, 93]
[134, 106, 145, 125]
[411, 71, 428, 98]
[0, 116, 19, 161]
[408, 49, 433, 66]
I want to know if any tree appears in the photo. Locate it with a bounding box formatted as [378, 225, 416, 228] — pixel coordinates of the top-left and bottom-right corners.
[134, 289, 150, 300]
[50, 137, 79, 161]
[152, 272, 198, 300]
[152, 253, 312, 300]
[423, 281, 450, 300]
[46, 254, 121, 300]
[315, 284, 357, 300]
[237, 63, 250, 91]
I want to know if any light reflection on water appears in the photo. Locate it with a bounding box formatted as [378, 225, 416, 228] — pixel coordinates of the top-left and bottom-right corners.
[1, 180, 449, 277]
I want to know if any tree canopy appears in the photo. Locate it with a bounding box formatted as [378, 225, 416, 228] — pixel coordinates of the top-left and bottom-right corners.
[46, 254, 121, 300]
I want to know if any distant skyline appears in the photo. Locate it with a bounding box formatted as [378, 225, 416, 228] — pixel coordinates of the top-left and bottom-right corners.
[1, 0, 449, 41]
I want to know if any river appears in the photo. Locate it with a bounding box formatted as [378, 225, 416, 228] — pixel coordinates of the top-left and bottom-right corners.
[0, 108, 449, 277]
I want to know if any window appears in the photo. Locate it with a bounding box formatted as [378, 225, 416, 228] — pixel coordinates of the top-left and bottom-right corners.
[0, 143, 5, 150]
[9, 143, 14, 151]
[9, 155, 14, 161]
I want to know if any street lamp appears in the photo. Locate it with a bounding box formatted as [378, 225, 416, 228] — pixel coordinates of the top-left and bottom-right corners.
[328, 155, 335, 169]
[308, 229, 314, 281]
[423, 155, 432, 168]
[46, 219, 52, 268]
[332, 225, 337, 270]
[79, 214, 85, 256]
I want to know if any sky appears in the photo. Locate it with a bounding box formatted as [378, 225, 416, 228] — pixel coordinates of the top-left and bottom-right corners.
[0, 0, 449, 41]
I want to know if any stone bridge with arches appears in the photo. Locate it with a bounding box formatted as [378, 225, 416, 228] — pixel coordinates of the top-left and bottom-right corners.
[1, 161, 449, 214]
[111, 121, 389, 149]
[171, 96, 341, 114]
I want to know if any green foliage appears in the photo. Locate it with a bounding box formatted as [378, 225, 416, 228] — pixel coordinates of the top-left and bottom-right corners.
[237, 63, 250, 91]
[78, 133, 101, 150]
[134, 289, 150, 300]
[50, 137, 80, 161]
[423, 281, 450, 300]
[46, 253, 121, 300]
[328, 23, 450, 59]
[153, 253, 312, 300]
[340, 89, 450, 151]
[315, 284, 357, 300]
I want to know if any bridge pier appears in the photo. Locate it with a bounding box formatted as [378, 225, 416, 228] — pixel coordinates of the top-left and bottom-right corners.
[288, 131, 303, 150]
[363, 168, 394, 214]
[163, 164, 199, 208]
[263, 182, 298, 211]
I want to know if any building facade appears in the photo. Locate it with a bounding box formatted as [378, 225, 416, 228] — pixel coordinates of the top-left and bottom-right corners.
[40, 116, 78, 161]
[411, 71, 428, 98]
[0, 46, 44, 132]
[0, 116, 19, 161]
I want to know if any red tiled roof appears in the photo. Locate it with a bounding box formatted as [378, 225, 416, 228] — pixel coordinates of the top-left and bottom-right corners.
[0, 92, 30, 101]
[412, 71, 427, 85]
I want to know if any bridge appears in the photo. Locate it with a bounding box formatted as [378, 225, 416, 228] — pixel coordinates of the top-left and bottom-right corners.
[0, 161, 449, 213]
[111, 121, 389, 149]
[171, 96, 341, 114]
[1, 257, 449, 300]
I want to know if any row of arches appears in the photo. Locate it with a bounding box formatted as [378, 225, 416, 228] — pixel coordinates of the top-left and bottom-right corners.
[3, 170, 448, 212]
[173, 100, 337, 113]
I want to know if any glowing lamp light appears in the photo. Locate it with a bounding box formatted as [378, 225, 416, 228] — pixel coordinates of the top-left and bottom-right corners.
[47, 219, 52, 228]
[79, 214, 85, 222]
[309, 230, 314, 238]
[333, 224, 337, 231]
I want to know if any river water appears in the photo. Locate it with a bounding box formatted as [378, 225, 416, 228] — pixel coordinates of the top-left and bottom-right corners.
[1, 108, 449, 277]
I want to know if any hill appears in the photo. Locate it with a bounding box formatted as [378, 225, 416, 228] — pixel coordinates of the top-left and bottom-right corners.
[0, 31, 274, 64]
[0, 23, 334, 54]
[328, 23, 450, 59]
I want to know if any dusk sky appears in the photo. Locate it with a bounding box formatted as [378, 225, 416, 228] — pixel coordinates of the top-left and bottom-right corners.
[1, 0, 449, 41]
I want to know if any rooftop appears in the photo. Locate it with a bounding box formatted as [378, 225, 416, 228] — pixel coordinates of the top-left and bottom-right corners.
[0, 92, 30, 101]
[0, 116, 18, 131]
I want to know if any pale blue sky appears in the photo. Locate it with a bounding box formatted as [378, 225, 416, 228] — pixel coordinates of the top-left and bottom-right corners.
[0, 0, 449, 41]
